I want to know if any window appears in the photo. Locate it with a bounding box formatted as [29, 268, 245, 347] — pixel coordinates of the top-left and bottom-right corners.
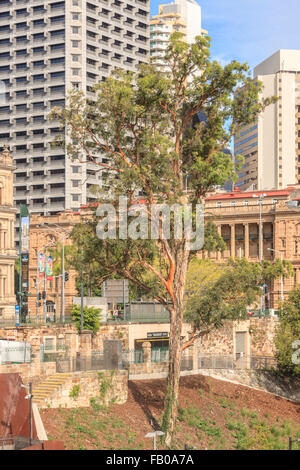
[72, 54, 80, 61]
[33, 46, 45, 54]
[50, 15, 65, 24]
[33, 115, 45, 122]
[72, 180, 79, 187]
[50, 85, 65, 93]
[72, 68, 79, 75]
[16, 76, 27, 83]
[50, 71, 65, 79]
[33, 5, 46, 12]
[16, 63, 27, 69]
[72, 166, 79, 173]
[50, 57, 65, 65]
[33, 33, 45, 41]
[44, 336, 56, 351]
[50, 43, 65, 51]
[50, 29, 64, 38]
[72, 40, 79, 47]
[16, 22, 27, 29]
[72, 26, 79, 34]
[33, 74, 44, 81]
[72, 194, 79, 201]
[33, 19, 45, 26]
[51, 1, 65, 9]
[33, 60, 45, 67]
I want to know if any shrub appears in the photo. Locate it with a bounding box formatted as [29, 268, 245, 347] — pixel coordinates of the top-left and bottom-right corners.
[71, 304, 102, 333]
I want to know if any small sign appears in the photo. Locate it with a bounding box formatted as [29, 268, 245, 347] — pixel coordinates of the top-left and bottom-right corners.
[147, 332, 169, 339]
[15, 305, 20, 326]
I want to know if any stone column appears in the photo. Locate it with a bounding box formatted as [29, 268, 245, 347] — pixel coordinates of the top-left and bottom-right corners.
[230, 224, 235, 258]
[244, 223, 249, 259]
[142, 341, 152, 374]
[80, 330, 92, 370]
[217, 225, 222, 260]
[192, 343, 199, 371]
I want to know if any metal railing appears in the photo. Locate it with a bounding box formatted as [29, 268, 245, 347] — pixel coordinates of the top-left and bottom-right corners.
[0, 345, 31, 364]
[122, 349, 144, 365]
[198, 354, 277, 371]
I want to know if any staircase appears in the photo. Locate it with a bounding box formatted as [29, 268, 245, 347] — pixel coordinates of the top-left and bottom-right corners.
[32, 373, 72, 405]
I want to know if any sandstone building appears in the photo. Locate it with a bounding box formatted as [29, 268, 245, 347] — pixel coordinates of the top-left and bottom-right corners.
[0, 147, 17, 319]
[27, 185, 300, 318]
[204, 186, 300, 308]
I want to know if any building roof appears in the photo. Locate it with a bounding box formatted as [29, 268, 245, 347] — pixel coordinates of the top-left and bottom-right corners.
[205, 188, 295, 201]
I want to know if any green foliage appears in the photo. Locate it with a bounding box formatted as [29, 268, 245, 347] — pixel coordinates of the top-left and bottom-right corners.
[202, 220, 226, 253]
[274, 287, 300, 376]
[50, 31, 277, 442]
[69, 384, 80, 399]
[50, 32, 275, 309]
[71, 304, 101, 333]
[185, 257, 293, 332]
[180, 405, 222, 438]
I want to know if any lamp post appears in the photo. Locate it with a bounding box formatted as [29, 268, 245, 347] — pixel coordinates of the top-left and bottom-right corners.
[267, 247, 284, 302]
[252, 194, 266, 316]
[35, 241, 56, 324]
[21, 382, 33, 446]
[81, 246, 84, 332]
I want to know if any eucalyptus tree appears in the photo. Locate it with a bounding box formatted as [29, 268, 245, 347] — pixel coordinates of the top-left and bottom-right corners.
[51, 33, 275, 445]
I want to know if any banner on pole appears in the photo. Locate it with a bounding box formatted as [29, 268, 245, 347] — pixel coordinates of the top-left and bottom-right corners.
[39, 253, 45, 278]
[46, 255, 53, 280]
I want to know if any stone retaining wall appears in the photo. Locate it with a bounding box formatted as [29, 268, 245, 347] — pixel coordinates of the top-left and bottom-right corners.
[0, 362, 56, 387]
[38, 370, 128, 409]
[188, 368, 300, 402]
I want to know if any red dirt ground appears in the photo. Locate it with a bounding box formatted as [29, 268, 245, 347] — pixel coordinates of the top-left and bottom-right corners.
[40, 374, 300, 450]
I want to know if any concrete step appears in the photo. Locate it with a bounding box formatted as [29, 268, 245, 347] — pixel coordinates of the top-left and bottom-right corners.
[32, 373, 73, 404]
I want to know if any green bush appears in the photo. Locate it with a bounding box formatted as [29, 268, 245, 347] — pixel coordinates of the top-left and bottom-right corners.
[274, 288, 300, 376]
[71, 304, 102, 333]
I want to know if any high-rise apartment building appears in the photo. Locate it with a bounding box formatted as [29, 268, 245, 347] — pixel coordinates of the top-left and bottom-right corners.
[0, 0, 149, 244]
[234, 49, 300, 191]
[150, 0, 206, 67]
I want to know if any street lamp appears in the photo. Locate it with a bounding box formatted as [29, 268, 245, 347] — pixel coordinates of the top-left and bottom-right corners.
[252, 194, 266, 316]
[35, 240, 57, 323]
[38, 223, 70, 323]
[267, 248, 284, 302]
[20, 383, 33, 446]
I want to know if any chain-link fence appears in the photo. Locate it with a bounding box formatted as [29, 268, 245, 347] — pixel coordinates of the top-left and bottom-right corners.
[198, 354, 277, 371]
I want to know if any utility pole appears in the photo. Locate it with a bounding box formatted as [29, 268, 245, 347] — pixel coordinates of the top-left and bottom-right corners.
[252, 194, 266, 317]
[62, 233, 65, 323]
[36, 250, 39, 322]
[81, 246, 84, 332]
[38, 223, 69, 323]
[268, 248, 284, 302]
[18, 220, 22, 321]
[44, 247, 47, 322]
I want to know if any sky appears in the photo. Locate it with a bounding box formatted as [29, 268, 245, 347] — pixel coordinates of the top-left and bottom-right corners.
[150, 0, 300, 73]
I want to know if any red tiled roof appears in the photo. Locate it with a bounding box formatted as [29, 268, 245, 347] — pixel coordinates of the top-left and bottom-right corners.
[205, 188, 294, 201]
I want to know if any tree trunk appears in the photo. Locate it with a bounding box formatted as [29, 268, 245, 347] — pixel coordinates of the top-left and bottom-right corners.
[162, 304, 184, 447]
[162, 246, 189, 447]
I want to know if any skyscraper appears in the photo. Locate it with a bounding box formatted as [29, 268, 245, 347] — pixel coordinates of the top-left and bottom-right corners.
[150, 0, 206, 68]
[234, 49, 300, 191]
[0, 0, 149, 244]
